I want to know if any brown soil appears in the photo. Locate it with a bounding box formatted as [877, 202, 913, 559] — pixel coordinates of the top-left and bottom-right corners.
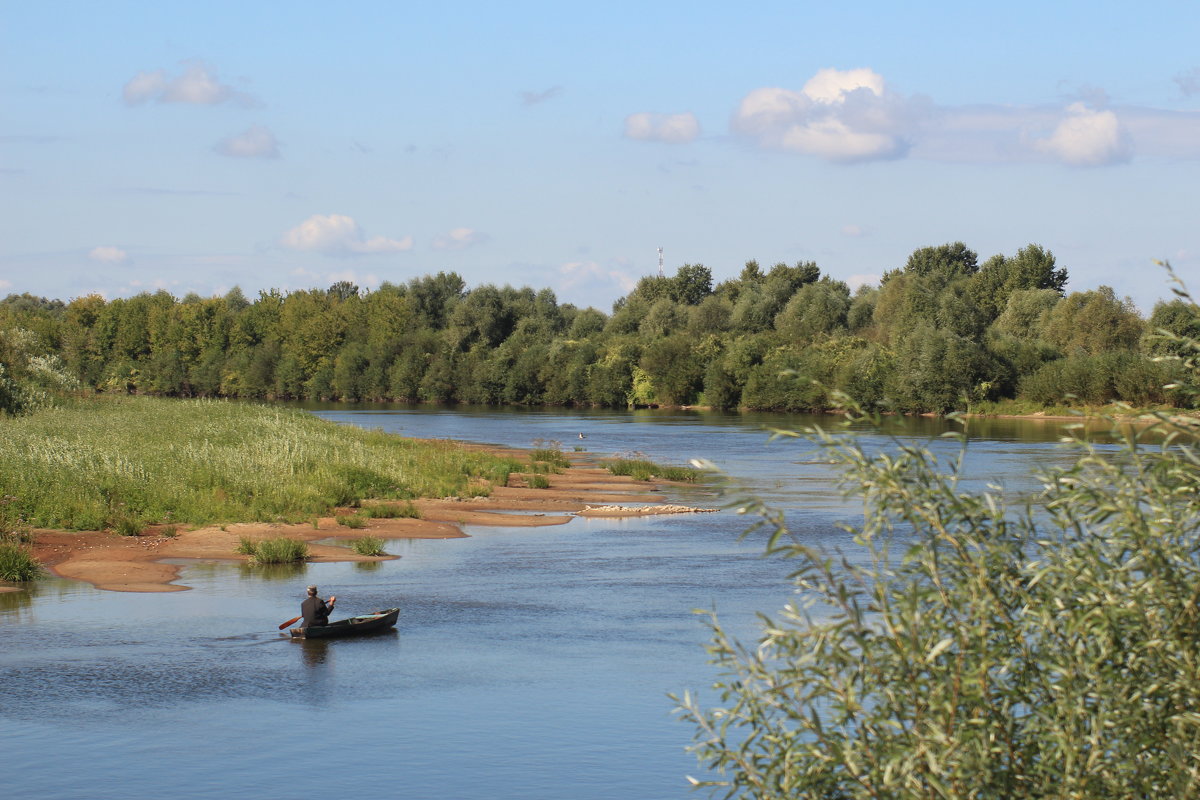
[17, 448, 711, 593]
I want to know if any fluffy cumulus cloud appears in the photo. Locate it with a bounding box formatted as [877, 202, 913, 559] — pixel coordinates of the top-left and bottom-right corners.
[1031, 102, 1131, 167]
[624, 112, 701, 144]
[732, 68, 926, 162]
[88, 245, 128, 263]
[432, 227, 488, 251]
[280, 214, 413, 256]
[122, 61, 257, 107]
[215, 125, 280, 158]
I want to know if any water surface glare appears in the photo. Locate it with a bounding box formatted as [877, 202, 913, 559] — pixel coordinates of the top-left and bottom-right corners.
[1, 406, 1094, 798]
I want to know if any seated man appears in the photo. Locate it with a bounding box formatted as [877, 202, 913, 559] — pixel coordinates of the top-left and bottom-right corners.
[300, 585, 336, 628]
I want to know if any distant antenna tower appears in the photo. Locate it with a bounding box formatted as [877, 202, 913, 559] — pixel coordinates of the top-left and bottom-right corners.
[657, 247, 664, 278]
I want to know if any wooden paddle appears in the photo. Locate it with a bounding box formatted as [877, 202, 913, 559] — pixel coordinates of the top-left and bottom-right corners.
[278, 615, 302, 630]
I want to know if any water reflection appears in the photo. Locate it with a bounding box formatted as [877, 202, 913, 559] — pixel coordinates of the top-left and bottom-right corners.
[296, 637, 333, 668]
[0, 586, 35, 613]
[243, 562, 309, 582]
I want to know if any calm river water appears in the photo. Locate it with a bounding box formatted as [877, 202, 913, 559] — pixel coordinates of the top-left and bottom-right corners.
[0, 406, 1102, 799]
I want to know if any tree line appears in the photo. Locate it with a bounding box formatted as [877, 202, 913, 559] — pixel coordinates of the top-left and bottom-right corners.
[1, 242, 1197, 415]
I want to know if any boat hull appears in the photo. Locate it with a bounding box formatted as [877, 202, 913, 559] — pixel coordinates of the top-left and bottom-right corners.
[289, 607, 399, 639]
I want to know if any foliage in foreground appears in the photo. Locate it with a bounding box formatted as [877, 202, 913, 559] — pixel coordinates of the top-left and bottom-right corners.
[0, 395, 514, 530]
[676, 285, 1200, 797]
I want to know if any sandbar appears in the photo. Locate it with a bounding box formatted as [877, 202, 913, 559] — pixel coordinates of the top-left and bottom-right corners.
[17, 447, 713, 593]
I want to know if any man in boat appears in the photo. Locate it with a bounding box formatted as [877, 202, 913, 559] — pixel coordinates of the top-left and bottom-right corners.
[301, 585, 337, 628]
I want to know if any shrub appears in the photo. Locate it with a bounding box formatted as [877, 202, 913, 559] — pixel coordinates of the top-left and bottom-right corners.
[336, 513, 368, 529]
[526, 474, 550, 489]
[530, 441, 570, 469]
[676, 376, 1200, 796]
[0, 542, 42, 582]
[606, 458, 699, 483]
[247, 537, 308, 564]
[367, 501, 421, 519]
[350, 536, 386, 556]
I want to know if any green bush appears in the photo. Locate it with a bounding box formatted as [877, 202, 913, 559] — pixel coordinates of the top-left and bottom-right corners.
[0, 542, 42, 582]
[530, 447, 570, 469]
[336, 513, 368, 529]
[367, 501, 421, 519]
[677, 384, 1200, 796]
[246, 537, 308, 564]
[350, 535, 386, 556]
[237, 536, 308, 564]
[606, 458, 699, 483]
[526, 474, 550, 489]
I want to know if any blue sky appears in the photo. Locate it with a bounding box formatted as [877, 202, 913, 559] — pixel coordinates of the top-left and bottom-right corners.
[2, 1, 1198, 313]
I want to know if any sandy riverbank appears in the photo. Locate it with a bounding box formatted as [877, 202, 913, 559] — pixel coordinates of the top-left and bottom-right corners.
[15, 456, 714, 593]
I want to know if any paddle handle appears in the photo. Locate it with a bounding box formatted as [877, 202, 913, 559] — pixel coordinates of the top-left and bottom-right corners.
[278, 615, 302, 630]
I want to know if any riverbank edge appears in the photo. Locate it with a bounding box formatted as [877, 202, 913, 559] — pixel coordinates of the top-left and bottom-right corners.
[6, 446, 712, 594]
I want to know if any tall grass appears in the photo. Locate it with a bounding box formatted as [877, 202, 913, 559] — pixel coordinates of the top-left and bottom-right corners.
[0, 542, 43, 581]
[350, 536, 387, 556]
[0, 396, 516, 530]
[366, 502, 421, 519]
[606, 458, 699, 483]
[238, 537, 309, 564]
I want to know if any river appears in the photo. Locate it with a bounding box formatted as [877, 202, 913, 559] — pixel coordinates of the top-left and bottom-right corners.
[0, 405, 1101, 799]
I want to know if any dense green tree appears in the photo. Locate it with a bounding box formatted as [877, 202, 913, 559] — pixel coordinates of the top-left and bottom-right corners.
[774, 278, 851, 344]
[673, 263, 713, 305]
[1040, 286, 1144, 355]
[969, 244, 1068, 319]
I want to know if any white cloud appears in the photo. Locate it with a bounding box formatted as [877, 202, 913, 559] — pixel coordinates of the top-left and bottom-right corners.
[88, 245, 128, 263]
[432, 227, 488, 251]
[521, 86, 563, 105]
[846, 273, 880, 291]
[122, 61, 257, 107]
[624, 112, 701, 144]
[732, 68, 925, 162]
[280, 214, 413, 256]
[0, 278, 11, 291]
[841, 224, 866, 237]
[215, 125, 280, 158]
[122, 70, 167, 105]
[557, 260, 638, 295]
[288, 267, 381, 291]
[1031, 102, 1131, 167]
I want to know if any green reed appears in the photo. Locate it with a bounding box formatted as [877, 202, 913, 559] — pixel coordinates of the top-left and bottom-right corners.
[605, 458, 699, 483]
[350, 535, 387, 556]
[0, 542, 43, 582]
[239, 536, 308, 564]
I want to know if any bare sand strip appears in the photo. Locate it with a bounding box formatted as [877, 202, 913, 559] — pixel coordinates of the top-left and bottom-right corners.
[19, 448, 711, 593]
[576, 505, 719, 518]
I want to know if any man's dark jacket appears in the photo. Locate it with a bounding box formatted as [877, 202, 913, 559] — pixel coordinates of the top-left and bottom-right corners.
[301, 596, 332, 627]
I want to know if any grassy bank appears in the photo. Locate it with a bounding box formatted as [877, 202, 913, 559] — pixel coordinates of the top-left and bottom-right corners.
[0, 396, 519, 531]
[965, 398, 1200, 419]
